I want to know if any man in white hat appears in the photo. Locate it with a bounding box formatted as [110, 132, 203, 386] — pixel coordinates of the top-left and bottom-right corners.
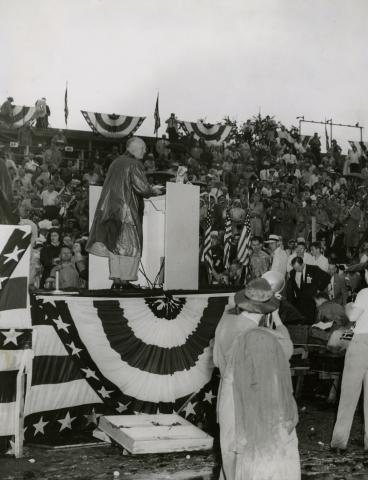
[265, 234, 288, 276]
[87, 137, 162, 289]
[213, 278, 293, 479]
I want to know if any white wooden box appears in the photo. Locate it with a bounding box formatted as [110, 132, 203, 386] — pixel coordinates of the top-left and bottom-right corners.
[98, 414, 213, 454]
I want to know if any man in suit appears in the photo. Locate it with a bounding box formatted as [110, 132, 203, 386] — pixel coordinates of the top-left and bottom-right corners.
[327, 262, 348, 305]
[328, 223, 346, 262]
[287, 256, 331, 324]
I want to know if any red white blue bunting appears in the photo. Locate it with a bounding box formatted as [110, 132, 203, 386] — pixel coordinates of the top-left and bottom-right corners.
[9, 106, 37, 128]
[24, 294, 228, 443]
[180, 121, 232, 145]
[81, 111, 145, 138]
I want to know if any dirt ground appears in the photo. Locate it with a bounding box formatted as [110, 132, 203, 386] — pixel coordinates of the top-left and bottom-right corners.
[0, 400, 367, 480]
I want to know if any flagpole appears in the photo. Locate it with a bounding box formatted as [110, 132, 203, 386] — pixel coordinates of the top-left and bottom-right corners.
[64, 81, 68, 129]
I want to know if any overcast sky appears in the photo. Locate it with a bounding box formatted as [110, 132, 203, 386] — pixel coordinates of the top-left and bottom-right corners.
[1, 0, 367, 151]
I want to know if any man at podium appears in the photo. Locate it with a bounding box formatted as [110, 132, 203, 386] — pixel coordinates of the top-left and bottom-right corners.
[86, 137, 162, 290]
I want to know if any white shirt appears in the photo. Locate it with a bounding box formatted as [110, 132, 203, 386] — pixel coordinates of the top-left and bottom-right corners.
[271, 247, 289, 276]
[312, 254, 329, 272]
[287, 251, 314, 273]
[40, 190, 59, 206]
[353, 288, 368, 334]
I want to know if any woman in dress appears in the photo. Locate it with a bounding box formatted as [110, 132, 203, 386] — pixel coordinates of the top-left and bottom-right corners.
[230, 328, 300, 479]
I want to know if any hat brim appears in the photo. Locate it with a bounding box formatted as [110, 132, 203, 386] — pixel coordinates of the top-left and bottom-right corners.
[234, 290, 280, 314]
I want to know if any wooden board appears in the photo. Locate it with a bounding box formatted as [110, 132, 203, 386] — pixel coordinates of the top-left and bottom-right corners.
[98, 414, 213, 454]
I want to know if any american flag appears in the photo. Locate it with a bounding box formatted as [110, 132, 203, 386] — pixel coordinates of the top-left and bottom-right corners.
[201, 204, 213, 272]
[237, 209, 252, 268]
[154, 92, 160, 136]
[64, 83, 69, 126]
[0, 226, 32, 456]
[223, 208, 232, 270]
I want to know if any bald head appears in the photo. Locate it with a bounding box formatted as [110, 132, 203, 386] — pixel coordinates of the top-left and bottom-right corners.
[126, 137, 146, 160]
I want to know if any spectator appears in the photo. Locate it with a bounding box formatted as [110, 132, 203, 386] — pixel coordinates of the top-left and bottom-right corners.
[310, 241, 329, 272]
[40, 228, 62, 287]
[48, 246, 80, 289]
[0, 96, 14, 123]
[286, 256, 331, 323]
[265, 234, 288, 276]
[327, 262, 348, 305]
[40, 182, 60, 220]
[35, 97, 51, 128]
[249, 236, 271, 279]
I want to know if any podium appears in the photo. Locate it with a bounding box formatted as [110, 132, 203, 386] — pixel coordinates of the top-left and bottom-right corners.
[88, 183, 199, 290]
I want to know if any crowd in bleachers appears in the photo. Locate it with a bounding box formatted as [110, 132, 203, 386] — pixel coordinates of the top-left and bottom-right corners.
[1, 108, 368, 294]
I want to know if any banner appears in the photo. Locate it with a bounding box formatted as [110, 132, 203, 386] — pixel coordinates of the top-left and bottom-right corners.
[81, 111, 145, 138]
[180, 121, 232, 145]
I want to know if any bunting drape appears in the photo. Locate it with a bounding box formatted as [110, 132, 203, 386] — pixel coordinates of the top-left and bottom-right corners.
[180, 121, 232, 145]
[81, 111, 145, 138]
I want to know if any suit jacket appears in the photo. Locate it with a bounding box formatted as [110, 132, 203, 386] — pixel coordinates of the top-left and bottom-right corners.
[330, 273, 348, 305]
[287, 265, 330, 324]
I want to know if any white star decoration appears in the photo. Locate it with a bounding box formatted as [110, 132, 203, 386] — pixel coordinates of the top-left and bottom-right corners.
[0, 277, 9, 289]
[81, 368, 99, 380]
[98, 386, 113, 399]
[1, 329, 22, 346]
[3, 246, 25, 264]
[84, 408, 101, 425]
[204, 390, 216, 404]
[33, 416, 49, 436]
[66, 341, 82, 357]
[53, 317, 70, 333]
[183, 401, 197, 418]
[58, 411, 76, 431]
[116, 402, 129, 413]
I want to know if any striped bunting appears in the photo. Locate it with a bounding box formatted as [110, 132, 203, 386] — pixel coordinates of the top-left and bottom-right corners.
[10, 105, 37, 128]
[25, 294, 228, 442]
[81, 111, 145, 138]
[180, 121, 231, 145]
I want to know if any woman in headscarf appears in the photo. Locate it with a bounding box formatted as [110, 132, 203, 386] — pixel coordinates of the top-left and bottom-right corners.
[229, 328, 300, 479]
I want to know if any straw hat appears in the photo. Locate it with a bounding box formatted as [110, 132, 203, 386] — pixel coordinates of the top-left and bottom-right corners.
[234, 278, 280, 314]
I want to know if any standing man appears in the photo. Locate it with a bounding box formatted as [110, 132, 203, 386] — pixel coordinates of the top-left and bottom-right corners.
[310, 241, 329, 272]
[331, 262, 368, 452]
[265, 234, 288, 276]
[249, 236, 271, 279]
[87, 137, 162, 289]
[286, 256, 330, 324]
[0, 96, 14, 124]
[327, 262, 348, 305]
